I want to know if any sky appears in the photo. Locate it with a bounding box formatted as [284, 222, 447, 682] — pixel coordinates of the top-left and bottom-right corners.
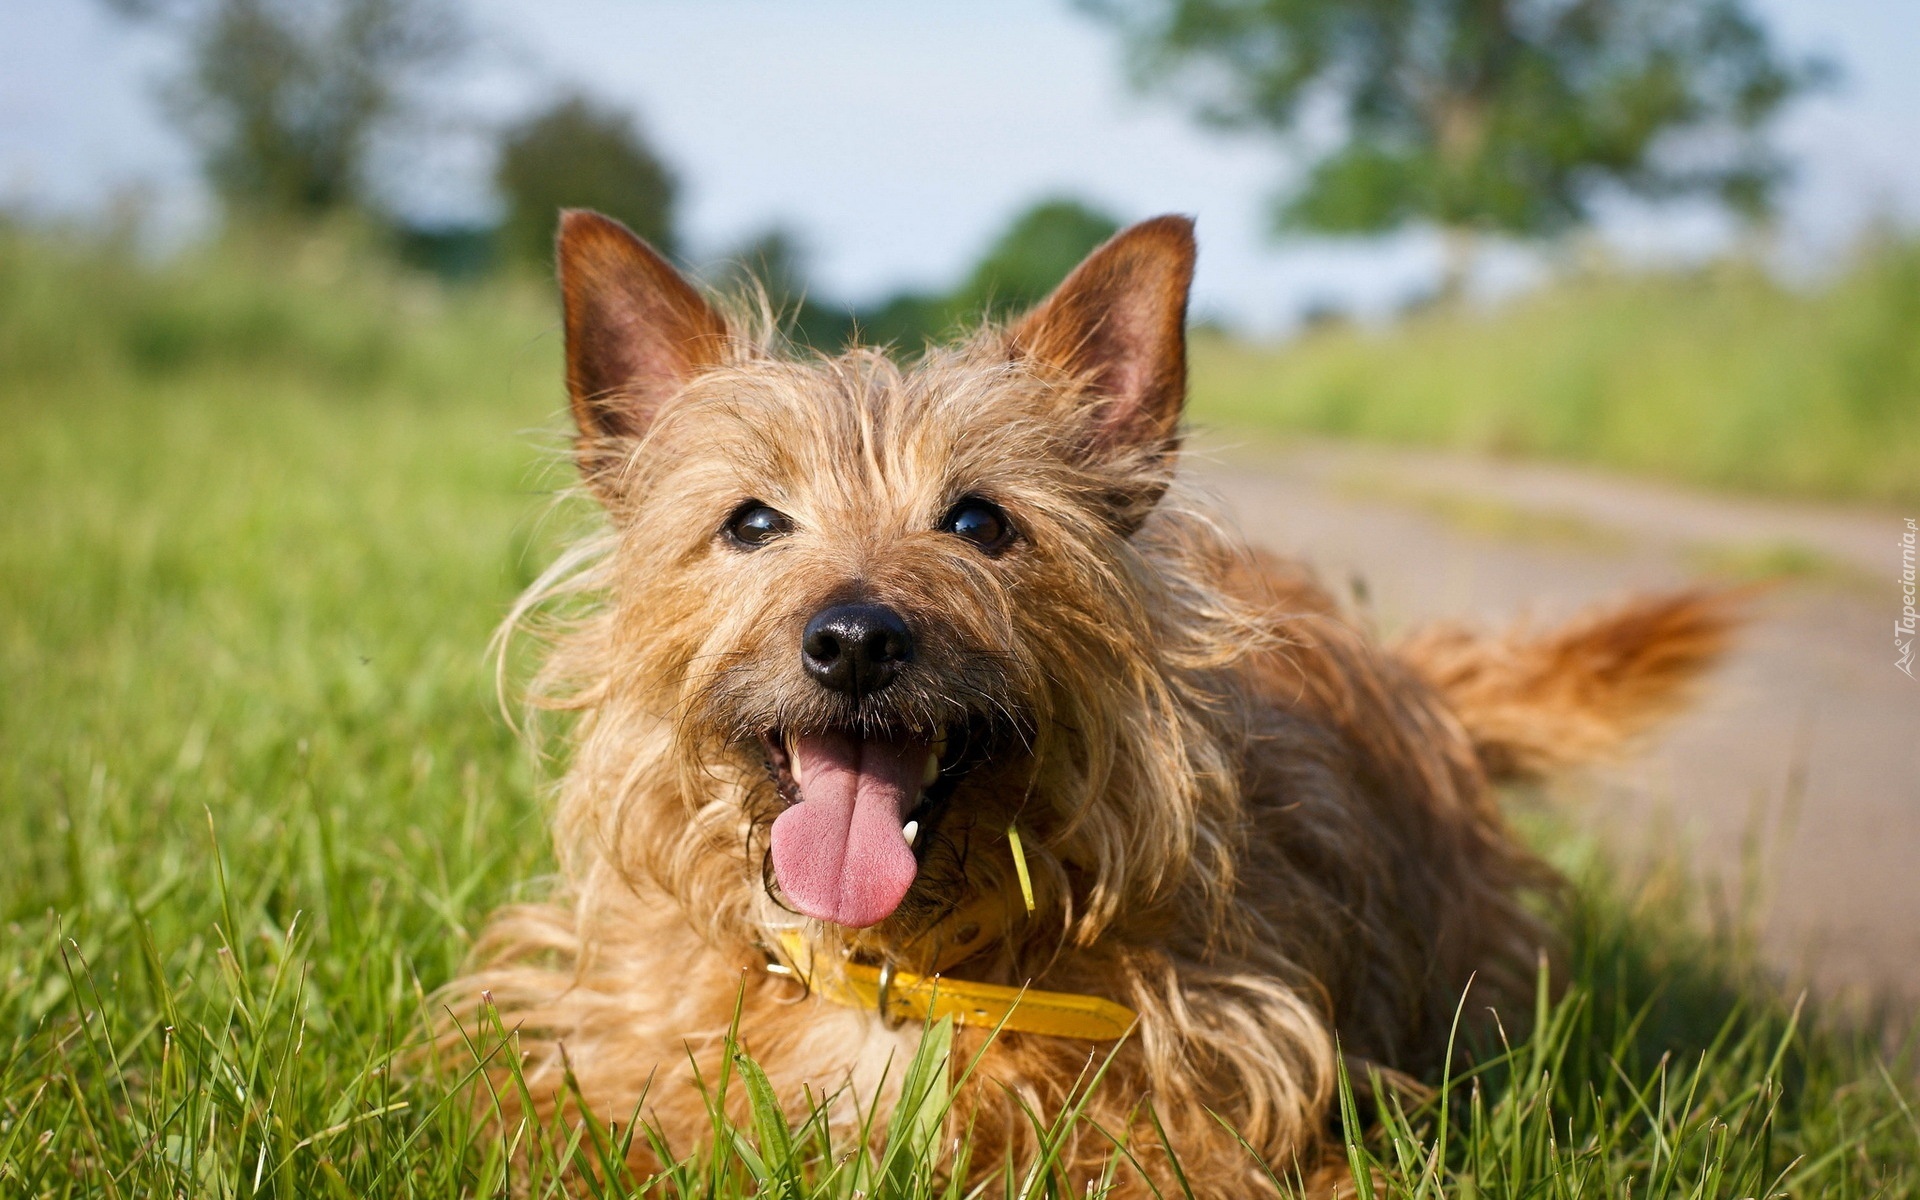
[2, 0, 1917, 331]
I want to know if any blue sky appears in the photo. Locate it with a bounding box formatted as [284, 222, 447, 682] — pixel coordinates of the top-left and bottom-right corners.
[2, 0, 1916, 330]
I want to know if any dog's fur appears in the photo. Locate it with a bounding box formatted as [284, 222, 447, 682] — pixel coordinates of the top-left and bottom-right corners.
[446, 211, 1735, 1193]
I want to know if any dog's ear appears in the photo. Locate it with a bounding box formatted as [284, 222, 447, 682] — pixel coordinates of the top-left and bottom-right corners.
[558, 209, 728, 493]
[1011, 214, 1195, 526]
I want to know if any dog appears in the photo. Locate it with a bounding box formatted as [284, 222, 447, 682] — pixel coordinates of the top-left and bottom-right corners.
[446, 209, 1734, 1193]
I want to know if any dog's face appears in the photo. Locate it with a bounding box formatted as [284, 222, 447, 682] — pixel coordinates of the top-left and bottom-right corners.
[554, 211, 1197, 933]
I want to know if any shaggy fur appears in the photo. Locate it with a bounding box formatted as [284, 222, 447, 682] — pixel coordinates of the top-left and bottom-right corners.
[443, 210, 1736, 1194]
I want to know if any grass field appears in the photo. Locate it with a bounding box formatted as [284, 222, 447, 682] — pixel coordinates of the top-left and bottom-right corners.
[1190, 238, 1920, 506]
[3, 225, 1917, 1196]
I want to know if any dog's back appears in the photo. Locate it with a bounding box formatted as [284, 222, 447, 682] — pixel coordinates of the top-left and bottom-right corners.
[1222, 550, 1737, 1064]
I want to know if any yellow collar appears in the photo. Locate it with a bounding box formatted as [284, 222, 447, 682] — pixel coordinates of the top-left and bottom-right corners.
[767, 903, 1137, 1042]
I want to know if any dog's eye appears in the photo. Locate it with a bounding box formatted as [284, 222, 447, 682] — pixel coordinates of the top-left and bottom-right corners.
[940, 497, 1014, 555]
[724, 502, 792, 549]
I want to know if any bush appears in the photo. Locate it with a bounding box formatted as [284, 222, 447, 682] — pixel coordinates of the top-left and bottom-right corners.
[1190, 236, 1920, 503]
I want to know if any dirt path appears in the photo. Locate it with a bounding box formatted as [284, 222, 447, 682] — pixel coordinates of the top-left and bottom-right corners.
[1188, 438, 1920, 1003]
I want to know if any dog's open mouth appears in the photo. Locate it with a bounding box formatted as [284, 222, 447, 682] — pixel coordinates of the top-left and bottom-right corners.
[761, 726, 966, 928]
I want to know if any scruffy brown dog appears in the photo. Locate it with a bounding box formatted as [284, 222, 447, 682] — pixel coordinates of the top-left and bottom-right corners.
[451, 210, 1732, 1193]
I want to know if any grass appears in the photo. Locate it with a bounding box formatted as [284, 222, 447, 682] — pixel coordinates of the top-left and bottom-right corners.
[3, 222, 1918, 1196]
[1189, 236, 1920, 506]
[1330, 473, 1880, 591]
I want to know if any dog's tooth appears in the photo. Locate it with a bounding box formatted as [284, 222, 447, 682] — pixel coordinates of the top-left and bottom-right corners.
[921, 753, 940, 786]
[902, 820, 919, 848]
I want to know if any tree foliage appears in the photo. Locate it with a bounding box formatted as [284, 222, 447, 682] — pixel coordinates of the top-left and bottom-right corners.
[711, 225, 856, 349]
[858, 197, 1122, 350]
[706, 197, 1122, 357]
[495, 94, 679, 266]
[104, 0, 462, 221]
[952, 197, 1124, 317]
[1082, 0, 1825, 239]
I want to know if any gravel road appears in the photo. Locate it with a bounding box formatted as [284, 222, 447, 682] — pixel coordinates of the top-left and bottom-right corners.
[1189, 438, 1920, 1003]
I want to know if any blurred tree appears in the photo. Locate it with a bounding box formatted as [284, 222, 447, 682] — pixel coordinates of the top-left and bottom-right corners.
[496, 95, 679, 266]
[713, 226, 853, 349]
[858, 197, 1123, 350]
[681, 197, 1124, 357]
[852, 290, 954, 355]
[950, 197, 1123, 318]
[720, 226, 809, 311]
[1081, 0, 1826, 292]
[103, 0, 462, 221]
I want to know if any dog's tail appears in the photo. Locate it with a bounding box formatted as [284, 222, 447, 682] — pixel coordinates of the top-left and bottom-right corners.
[1395, 589, 1745, 783]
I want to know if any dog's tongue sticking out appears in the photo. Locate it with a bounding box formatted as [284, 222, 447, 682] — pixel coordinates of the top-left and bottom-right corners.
[771, 731, 930, 928]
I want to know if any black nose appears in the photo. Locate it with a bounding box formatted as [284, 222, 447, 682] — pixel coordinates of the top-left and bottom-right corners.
[802, 603, 914, 695]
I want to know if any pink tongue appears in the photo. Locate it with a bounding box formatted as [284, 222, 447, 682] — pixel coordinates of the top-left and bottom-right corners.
[770, 731, 930, 928]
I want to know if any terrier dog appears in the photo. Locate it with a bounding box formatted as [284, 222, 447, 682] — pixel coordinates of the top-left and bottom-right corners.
[450, 210, 1733, 1193]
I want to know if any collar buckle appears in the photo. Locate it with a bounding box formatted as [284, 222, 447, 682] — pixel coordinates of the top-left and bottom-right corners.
[874, 959, 906, 1029]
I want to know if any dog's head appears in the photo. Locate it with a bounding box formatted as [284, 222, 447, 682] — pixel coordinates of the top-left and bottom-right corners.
[550, 210, 1235, 939]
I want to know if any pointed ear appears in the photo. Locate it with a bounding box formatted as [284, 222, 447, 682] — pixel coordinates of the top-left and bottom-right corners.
[1010, 214, 1195, 517]
[558, 208, 728, 491]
